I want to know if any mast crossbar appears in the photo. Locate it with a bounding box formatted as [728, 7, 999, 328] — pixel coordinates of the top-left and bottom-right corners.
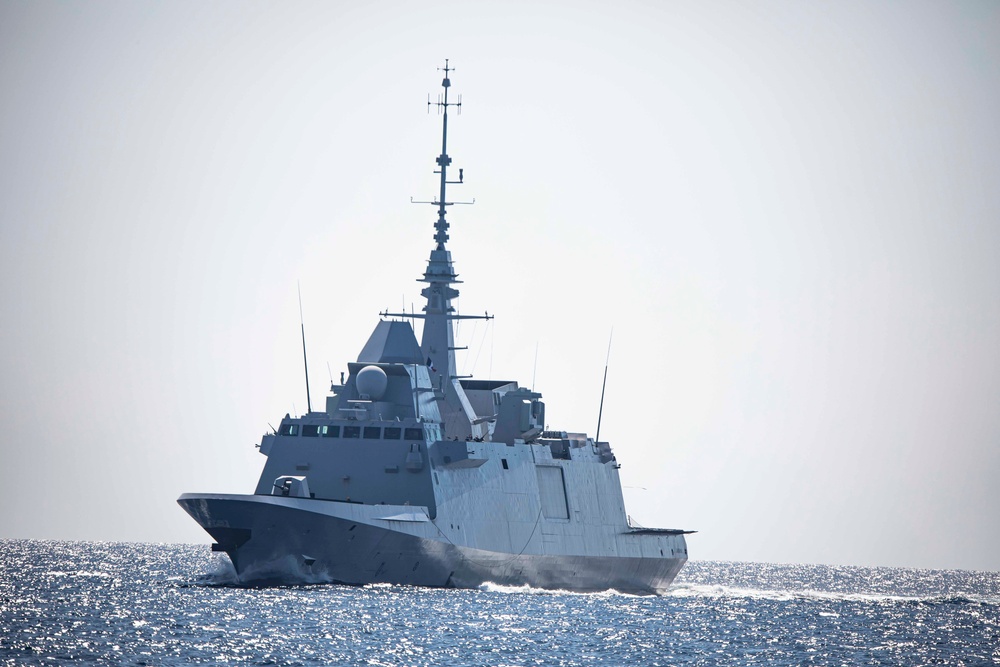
[380, 310, 493, 321]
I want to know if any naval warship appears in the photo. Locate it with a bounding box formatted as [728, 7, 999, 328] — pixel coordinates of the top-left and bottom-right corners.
[178, 62, 692, 594]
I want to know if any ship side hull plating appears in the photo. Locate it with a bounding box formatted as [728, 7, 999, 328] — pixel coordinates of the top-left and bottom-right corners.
[178, 493, 686, 594]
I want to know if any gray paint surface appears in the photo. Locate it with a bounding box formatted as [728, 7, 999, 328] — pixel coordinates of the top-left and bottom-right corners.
[178, 65, 689, 592]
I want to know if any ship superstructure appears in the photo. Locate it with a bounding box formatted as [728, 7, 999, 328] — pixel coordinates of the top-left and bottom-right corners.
[178, 62, 691, 594]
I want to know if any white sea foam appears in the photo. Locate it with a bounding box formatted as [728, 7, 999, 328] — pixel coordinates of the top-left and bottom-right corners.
[195, 554, 240, 585]
[477, 581, 641, 598]
[478, 581, 552, 595]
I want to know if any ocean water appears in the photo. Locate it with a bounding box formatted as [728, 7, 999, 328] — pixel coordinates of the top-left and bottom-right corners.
[1, 540, 997, 666]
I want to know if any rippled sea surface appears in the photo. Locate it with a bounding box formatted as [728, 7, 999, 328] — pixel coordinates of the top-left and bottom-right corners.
[1, 540, 998, 666]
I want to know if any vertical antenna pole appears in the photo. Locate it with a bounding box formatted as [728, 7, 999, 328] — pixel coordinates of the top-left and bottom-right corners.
[298, 282, 313, 414]
[532, 342, 539, 390]
[595, 328, 614, 443]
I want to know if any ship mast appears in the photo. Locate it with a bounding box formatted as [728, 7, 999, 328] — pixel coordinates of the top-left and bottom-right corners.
[419, 60, 479, 393]
[431, 59, 461, 251]
[381, 61, 490, 438]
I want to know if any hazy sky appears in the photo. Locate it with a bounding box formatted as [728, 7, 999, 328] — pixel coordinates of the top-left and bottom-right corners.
[1, 1, 997, 572]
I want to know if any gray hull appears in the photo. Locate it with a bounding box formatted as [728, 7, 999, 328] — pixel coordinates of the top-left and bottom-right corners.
[178, 493, 686, 595]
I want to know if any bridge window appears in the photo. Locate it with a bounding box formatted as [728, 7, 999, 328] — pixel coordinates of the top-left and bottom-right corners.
[302, 425, 320, 437]
[404, 427, 423, 441]
[278, 423, 298, 436]
[364, 426, 381, 439]
[343, 426, 361, 438]
[384, 427, 401, 439]
[321, 425, 340, 438]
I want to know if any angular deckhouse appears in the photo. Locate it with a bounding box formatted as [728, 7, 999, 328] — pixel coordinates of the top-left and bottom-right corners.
[178, 62, 692, 594]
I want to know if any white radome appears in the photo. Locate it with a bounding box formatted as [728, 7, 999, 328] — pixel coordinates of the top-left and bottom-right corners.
[356, 365, 388, 400]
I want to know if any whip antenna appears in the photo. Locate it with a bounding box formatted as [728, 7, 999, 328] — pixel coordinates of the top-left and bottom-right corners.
[595, 328, 614, 443]
[532, 342, 539, 390]
[298, 282, 313, 414]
